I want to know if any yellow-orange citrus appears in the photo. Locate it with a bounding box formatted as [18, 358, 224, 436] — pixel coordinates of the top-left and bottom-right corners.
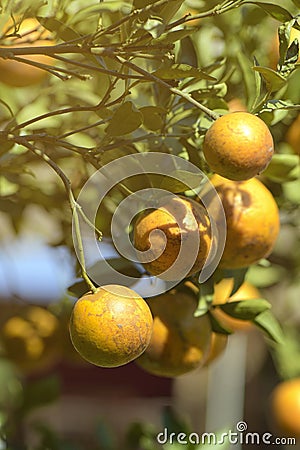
[270, 378, 300, 437]
[0, 305, 60, 375]
[285, 114, 300, 155]
[69, 285, 153, 368]
[133, 196, 211, 280]
[135, 290, 212, 377]
[0, 18, 54, 87]
[212, 278, 261, 331]
[204, 332, 228, 365]
[203, 112, 274, 181]
[227, 98, 247, 112]
[210, 174, 280, 269]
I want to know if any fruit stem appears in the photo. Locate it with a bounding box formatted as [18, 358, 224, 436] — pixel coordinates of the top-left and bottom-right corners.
[14, 137, 98, 294]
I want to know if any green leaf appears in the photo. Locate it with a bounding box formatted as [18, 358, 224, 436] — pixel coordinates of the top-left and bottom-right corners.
[134, 0, 158, 7]
[159, 170, 204, 193]
[140, 106, 165, 131]
[252, 66, 287, 92]
[154, 28, 196, 44]
[253, 310, 284, 343]
[0, 176, 19, 196]
[244, 2, 293, 22]
[106, 102, 143, 136]
[37, 17, 81, 42]
[153, 64, 215, 81]
[236, 51, 257, 110]
[219, 298, 271, 320]
[209, 312, 233, 335]
[157, 0, 185, 24]
[247, 264, 286, 288]
[262, 153, 300, 182]
[215, 267, 248, 296]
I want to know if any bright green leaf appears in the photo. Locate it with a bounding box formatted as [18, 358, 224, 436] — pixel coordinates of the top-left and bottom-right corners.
[253, 310, 284, 343]
[263, 153, 300, 182]
[219, 298, 271, 320]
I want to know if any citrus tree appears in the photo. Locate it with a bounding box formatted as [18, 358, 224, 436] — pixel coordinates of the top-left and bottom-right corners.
[1, 0, 300, 447]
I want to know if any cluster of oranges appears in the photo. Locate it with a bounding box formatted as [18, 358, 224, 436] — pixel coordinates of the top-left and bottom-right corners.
[68, 108, 281, 379]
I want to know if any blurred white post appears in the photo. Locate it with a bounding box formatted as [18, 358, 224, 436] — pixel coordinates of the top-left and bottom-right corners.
[205, 333, 248, 450]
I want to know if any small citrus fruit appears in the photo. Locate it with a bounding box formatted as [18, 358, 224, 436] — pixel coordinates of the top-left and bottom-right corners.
[0, 18, 54, 87]
[133, 196, 211, 280]
[0, 305, 60, 375]
[285, 114, 300, 155]
[69, 285, 153, 368]
[135, 290, 212, 377]
[270, 378, 300, 437]
[212, 278, 261, 331]
[210, 174, 280, 269]
[203, 112, 274, 181]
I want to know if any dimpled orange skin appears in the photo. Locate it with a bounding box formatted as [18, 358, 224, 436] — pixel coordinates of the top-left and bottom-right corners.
[135, 291, 212, 377]
[133, 196, 211, 280]
[212, 278, 261, 332]
[203, 112, 274, 181]
[211, 174, 280, 269]
[271, 378, 300, 437]
[69, 285, 153, 368]
[0, 18, 54, 87]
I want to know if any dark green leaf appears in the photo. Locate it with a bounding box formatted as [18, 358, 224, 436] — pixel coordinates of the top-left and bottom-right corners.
[215, 268, 248, 296]
[153, 64, 215, 81]
[157, 0, 185, 24]
[162, 406, 191, 435]
[253, 310, 284, 343]
[263, 154, 300, 182]
[106, 102, 143, 136]
[178, 36, 198, 67]
[140, 106, 165, 131]
[159, 170, 204, 193]
[37, 17, 81, 42]
[244, 2, 293, 22]
[219, 298, 271, 320]
[134, 0, 158, 7]
[236, 51, 257, 110]
[209, 312, 233, 335]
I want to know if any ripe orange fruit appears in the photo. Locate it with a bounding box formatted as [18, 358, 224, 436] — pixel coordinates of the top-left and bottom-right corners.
[0, 305, 60, 375]
[69, 285, 153, 368]
[204, 332, 228, 365]
[133, 196, 211, 280]
[210, 174, 280, 269]
[203, 112, 274, 181]
[270, 378, 300, 437]
[285, 114, 300, 155]
[135, 290, 212, 377]
[0, 18, 54, 87]
[212, 278, 261, 331]
[227, 98, 247, 112]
